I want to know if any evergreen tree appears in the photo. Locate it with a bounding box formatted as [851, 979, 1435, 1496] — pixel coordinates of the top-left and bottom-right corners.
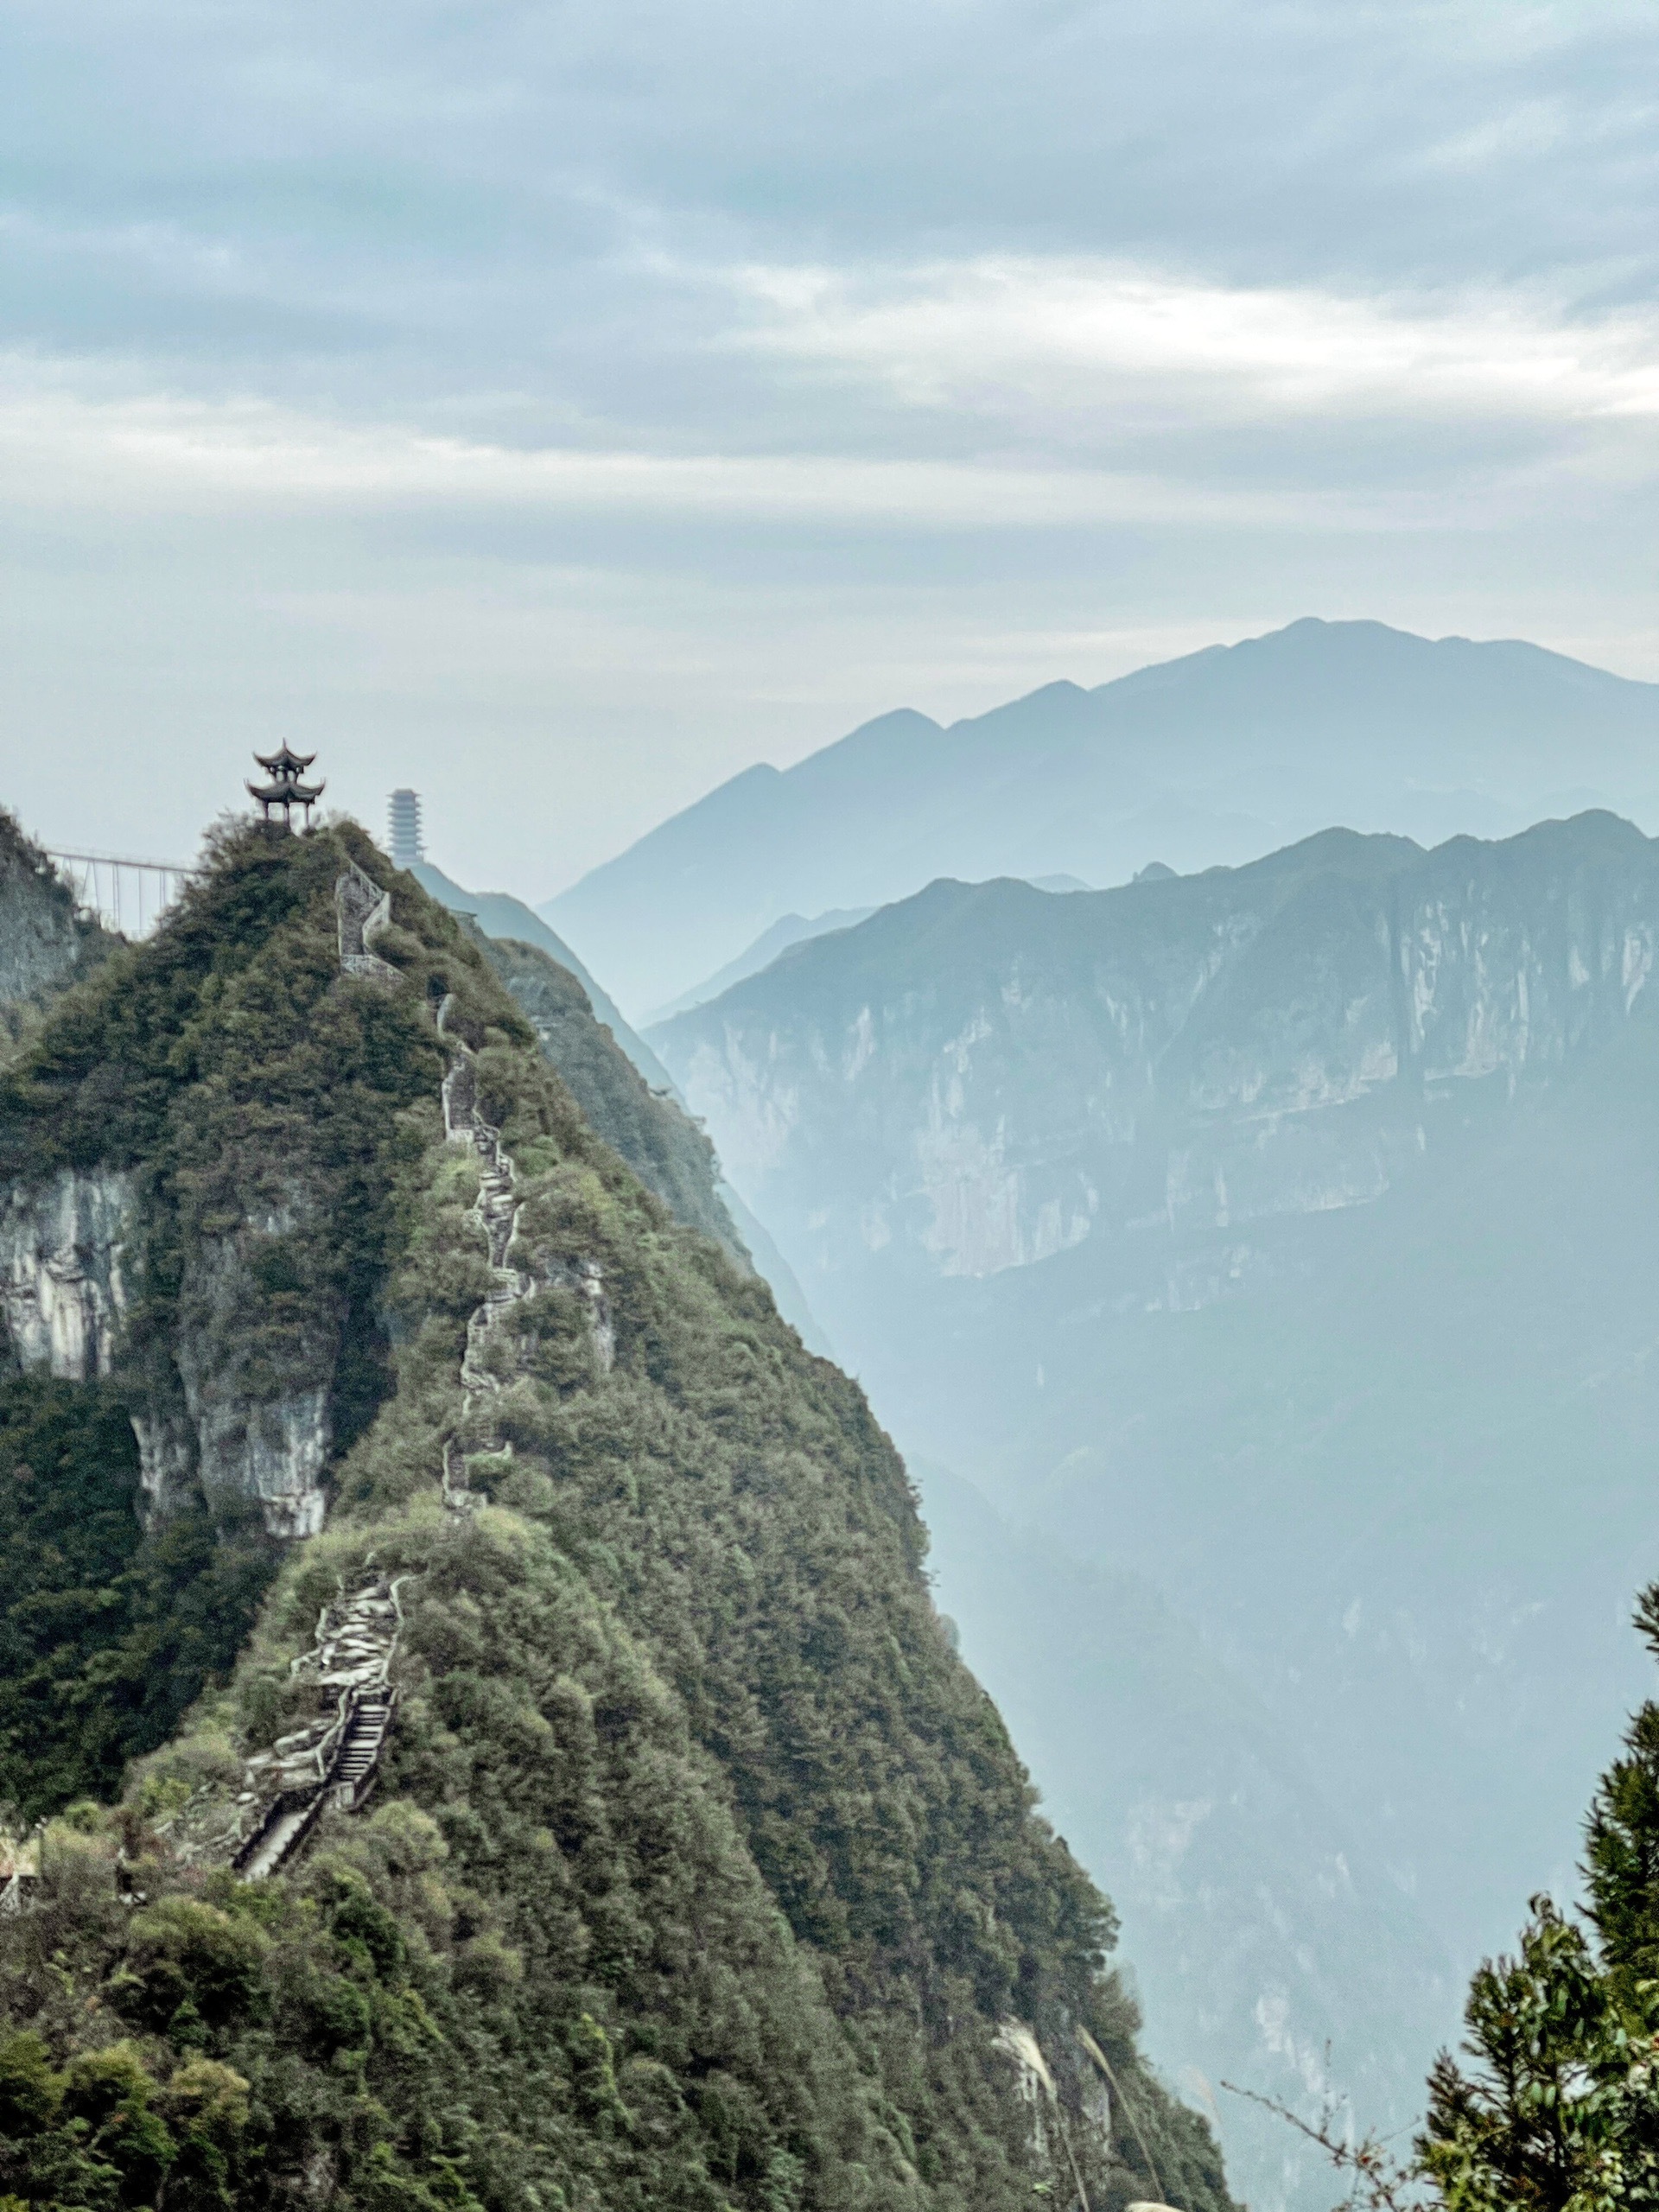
[1422, 1592, 1659, 2209]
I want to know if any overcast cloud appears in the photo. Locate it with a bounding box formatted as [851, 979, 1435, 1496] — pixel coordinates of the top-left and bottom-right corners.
[3, 0, 1657, 893]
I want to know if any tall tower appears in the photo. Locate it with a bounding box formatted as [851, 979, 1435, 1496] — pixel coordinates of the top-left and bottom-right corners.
[388, 790, 424, 868]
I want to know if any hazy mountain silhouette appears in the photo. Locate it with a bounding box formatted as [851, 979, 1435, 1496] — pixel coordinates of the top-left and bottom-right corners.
[645, 906, 879, 1026]
[545, 618, 1659, 1015]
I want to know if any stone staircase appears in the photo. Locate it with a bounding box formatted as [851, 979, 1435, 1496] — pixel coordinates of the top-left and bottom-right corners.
[226, 955, 592, 1882]
[235, 1012, 530, 1877]
[437, 1007, 537, 1510]
[331, 1693, 393, 1808]
[232, 1573, 407, 1881]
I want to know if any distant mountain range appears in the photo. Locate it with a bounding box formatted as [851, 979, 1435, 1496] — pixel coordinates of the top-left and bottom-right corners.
[648, 808, 1659, 2205]
[645, 906, 879, 1026]
[647, 883, 1098, 1027]
[544, 618, 1659, 1017]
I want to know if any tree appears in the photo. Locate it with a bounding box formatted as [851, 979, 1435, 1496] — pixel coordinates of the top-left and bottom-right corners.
[1420, 1591, 1659, 2210]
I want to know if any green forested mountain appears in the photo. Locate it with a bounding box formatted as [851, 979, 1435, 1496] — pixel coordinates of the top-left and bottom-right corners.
[469, 928, 752, 1270]
[409, 861, 674, 1090]
[413, 863, 829, 1356]
[0, 817, 1230, 2212]
[0, 1376, 272, 1819]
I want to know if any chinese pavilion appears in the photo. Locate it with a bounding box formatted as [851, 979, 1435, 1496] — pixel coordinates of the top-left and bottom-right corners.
[247, 745, 326, 830]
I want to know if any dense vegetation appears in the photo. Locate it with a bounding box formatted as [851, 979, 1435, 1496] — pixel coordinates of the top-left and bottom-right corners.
[1420, 1585, 1659, 2207]
[474, 930, 750, 1268]
[0, 810, 108, 1043]
[0, 822, 1232, 2212]
[0, 1376, 270, 1820]
[0, 818, 461, 1480]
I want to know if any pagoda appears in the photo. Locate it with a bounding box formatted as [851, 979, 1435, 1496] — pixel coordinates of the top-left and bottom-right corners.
[247, 745, 325, 830]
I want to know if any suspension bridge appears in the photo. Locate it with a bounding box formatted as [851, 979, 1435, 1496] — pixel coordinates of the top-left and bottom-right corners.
[45, 850, 197, 939]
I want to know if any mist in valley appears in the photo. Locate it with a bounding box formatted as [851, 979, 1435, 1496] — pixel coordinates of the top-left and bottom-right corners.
[414, 629, 1659, 2209]
[620, 660, 1659, 2209]
[7, 3, 1659, 2206]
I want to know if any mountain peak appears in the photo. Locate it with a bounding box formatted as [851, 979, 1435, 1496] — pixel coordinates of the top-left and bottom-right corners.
[547, 620, 1659, 1016]
[0, 811, 1234, 2212]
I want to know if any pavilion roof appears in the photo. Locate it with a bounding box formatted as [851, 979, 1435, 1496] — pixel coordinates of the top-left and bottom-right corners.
[253, 744, 318, 778]
[247, 776, 325, 805]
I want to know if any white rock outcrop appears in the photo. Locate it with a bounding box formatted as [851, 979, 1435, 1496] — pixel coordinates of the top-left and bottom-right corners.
[0, 1168, 136, 1379]
[191, 1388, 330, 1541]
[130, 1409, 197, 1519]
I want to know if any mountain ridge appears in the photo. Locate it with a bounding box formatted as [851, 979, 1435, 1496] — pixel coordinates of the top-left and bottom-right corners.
[410, 858, 830, 1352]
[0, 813, 1233, 2212]
[547, 618, 1659, 1015]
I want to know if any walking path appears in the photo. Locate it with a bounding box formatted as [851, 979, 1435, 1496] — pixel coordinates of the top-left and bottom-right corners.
[232, 949, 537, 1878]
[1, 874, 570, 1896]
[437, 1014, 534, 1510]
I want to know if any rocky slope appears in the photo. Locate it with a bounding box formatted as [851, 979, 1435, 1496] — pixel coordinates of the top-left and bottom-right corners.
[0, 809, 108, 1035]
[549, 617, 1659, 1014]
[0, 817, 1232, 2212]
[650, 809, 1659, 2205]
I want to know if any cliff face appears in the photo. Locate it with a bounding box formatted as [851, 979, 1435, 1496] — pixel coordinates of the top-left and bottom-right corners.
[654, 813, 1656, 1294]
[0, 1166, 137, 1380]
[0, 818, 1234, 2212]
[0, 825, 453, 1535]
[648, 811, 1659, 2210]
[0, 810, 105, 1020]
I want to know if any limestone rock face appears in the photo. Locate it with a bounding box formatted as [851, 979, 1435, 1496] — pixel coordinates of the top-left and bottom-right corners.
[129, 1410, 197, 1520]
[0, 1168, 137, 1379]
[0, 1172, 334, 1532]
[0, 815, 97, 1014]
[164, 1188, 342, 1538]
[652, 813, 1659, 1299]
[187, 1385, 329, 1540]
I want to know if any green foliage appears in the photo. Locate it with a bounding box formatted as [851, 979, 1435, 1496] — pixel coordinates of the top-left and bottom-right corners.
[0, 2012, 219, 2212]
[475, 931, 751, 1268]
[0, 817, 483, 1474]
[1421, 1592, 1659, 2209]
[0, 824, 1234, 2212]
[0, 1375, 272, 1820]
[0, 804, 112, 1051]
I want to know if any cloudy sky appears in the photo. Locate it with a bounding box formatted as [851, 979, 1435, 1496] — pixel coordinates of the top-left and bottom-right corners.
[4, 0, 1658, 897]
